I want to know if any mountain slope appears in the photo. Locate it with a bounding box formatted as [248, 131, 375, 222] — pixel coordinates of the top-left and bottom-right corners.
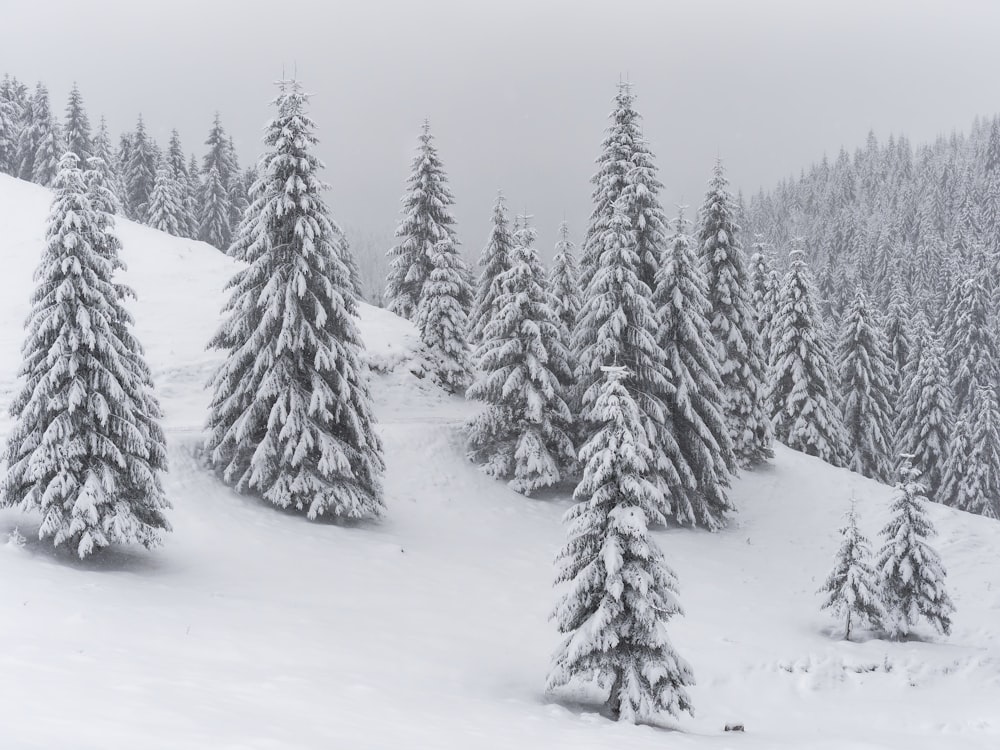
[0, 174, 998, 750]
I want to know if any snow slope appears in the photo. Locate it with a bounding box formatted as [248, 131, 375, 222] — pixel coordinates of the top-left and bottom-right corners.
[0, 173, 998, 750]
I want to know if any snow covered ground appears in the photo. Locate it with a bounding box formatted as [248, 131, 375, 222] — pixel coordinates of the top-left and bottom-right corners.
[0, 173, 998, 749]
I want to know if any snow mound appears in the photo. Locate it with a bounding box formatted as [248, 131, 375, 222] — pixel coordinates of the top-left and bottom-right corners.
[0, 173, 998, 749]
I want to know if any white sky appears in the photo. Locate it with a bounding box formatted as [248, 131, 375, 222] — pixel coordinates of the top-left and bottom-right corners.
[6, 0, 1000, 253]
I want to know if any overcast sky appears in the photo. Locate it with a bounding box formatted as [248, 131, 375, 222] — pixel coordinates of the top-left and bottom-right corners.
[6, 0, 1000, 254]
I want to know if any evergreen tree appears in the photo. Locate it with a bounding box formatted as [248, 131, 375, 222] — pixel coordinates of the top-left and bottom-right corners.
[548, 366, 693, 724]
[201, 113, 238, 186]
[549, 220, 582, 336]
[198, 164, 230, 249]
[468, 191, 514, 344]
[883, 281, 913, 395]
[940, 386, 1000, 517]
[945, 272, 999, 416]
[166, 129, 187, 178]
[31, 114, 63, 187]
[385, 121, 466, 319]
[580, 82, 666, 294]
[63, 82, 92, 164]
[654, 212, 736, 529]
[0, 153, 170, 557]
[574, 200, 673, 507]
[92, 117, 124, 213]
[769, 247, 848, 465]
[147, 163, 186, 236]
[205, 80, 384, 520]
[412, 233, 473, 393]
[226, 135, 246, 231]
[818, 500, 884, 640]
[0, 89, 20, 175]
[15, 82, 46, 181]
[184, 153, 202, 238]
[895, 327, 952, 503]
[697, 160, 773, 467]
[838, 288, 896, 481]
[467, 217, 575, 493]
[876, 462, 955, 639]
[124, 115, 157, 221]
[748, 242, 779, 367]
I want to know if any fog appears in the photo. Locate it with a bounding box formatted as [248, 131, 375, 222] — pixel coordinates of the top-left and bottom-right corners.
[6, 0, 1000, 255]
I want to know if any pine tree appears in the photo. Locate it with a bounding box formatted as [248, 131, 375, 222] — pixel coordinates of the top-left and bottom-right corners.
[580, 82, 666, 294]
[883, 281, 912, 395]
[876, 462, 955, 639]
[184, 153, 202, 238]
[769, 247, 848, 465]
[467, 217, 575, 493]
[574, 200, 673, 507]
[895, 327, 952, 503]
[697, 160, 773, 467]
[63, 83, 92, 164]
[31, 115, 63, 187]
[385, 121, 466, 319]
[205, 80, 384, 520]
[15, 83, 46, 182]
[201, 113, 238, 186]
[0, 90, 20, 175]
[226, 135, 246, 231]
[945, 272, 999, 416]
[548, 366, 694, 724]
[468, 191, 514, 344]
[940, 386, 1000, 517]
[818, 500, 884, 640]
[748, 242, 779, 367]
[124, 115, 157, 221]
[147, 163, 186, 236]
[549, 221, 582, 336]
[198, 164, 230, 249]
[0, 153, 170, 557]
[91, 117, 124, 213]
[412, 234, 473, 393]
[838, 288, 896, 481]
[653, 212, 736, 529]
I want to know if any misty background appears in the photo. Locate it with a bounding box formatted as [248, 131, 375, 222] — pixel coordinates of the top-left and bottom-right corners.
[5, 0, 1000, 261]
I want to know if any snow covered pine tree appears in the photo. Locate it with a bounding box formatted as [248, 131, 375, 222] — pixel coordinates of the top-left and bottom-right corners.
[205, 80, 384, 520]
[466, 216, 575, 494]
[468, 190, 514, 345]
[0, 153, 170, 557]
[819, 500, 884, 639]
[876, 461, 955, 639]
[548, 365, 694, 724]
[697, 160, 773, 468]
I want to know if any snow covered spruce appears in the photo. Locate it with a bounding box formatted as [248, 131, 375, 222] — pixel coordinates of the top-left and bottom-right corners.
[0, 152, 170, 557]
[875, 461, 955, 639]
[466, 216, 576, 494]
[818, 500, 884, 640]
[204, 80, 384, 520]
[548, 365, 694, 725]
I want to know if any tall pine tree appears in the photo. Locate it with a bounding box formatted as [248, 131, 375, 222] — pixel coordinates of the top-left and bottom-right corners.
[63, 82, 92, 165]
[548, 366, 694, 724]
[940, 386, 1000, 518]
[205, 80, 384, 520]
[147, 163, 186, 236]
[124, 115, 157, 221]
[769, 247, 848, 465]
[549, 221, 581, 337]
[697, 160, 773, 467]
[0, 153, 170, 557]
[654, 212, 736, 529]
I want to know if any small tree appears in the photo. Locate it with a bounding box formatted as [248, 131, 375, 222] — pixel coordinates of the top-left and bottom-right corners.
[147, 164, 186, 236]
[818, 500, 884, 640]
[769, 247, 848, 465]
[549, 220, 582, 336]
[838, 288, 896, 481]
[0, 153, 170, 557]
[467, 218, 575, 493]
[876, 462, 955, 639]
[468, 191, 514, 344]
[412, 236, 473, 393]
[548, 366, 694, 724]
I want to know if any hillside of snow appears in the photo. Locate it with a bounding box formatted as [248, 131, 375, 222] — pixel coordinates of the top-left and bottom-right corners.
[0, 172, 998, 750]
